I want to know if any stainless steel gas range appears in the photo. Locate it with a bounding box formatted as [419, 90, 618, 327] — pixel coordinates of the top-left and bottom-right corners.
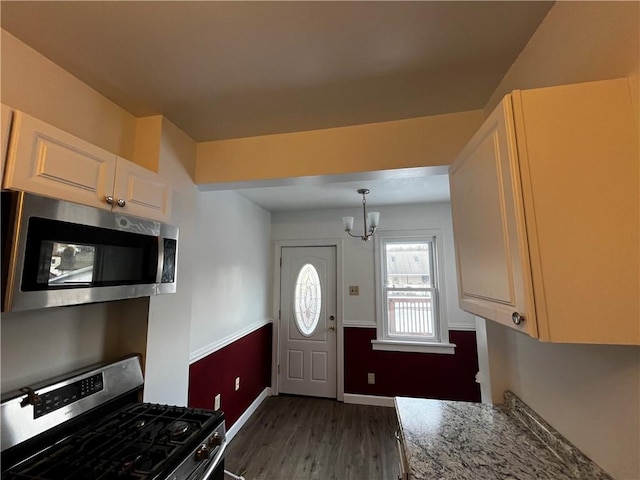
[1, 355, 226, 480]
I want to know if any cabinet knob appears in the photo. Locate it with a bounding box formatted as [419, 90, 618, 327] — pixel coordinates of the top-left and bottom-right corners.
[105, 195, 114, 205]
[117, 199, 126, 208]
[512, 312, 525, 325]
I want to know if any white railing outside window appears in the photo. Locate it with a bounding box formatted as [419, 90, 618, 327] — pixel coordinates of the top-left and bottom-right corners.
[387, 293, 435, 337]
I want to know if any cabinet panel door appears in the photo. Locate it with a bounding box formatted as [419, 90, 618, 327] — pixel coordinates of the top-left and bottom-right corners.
[514, 79, 639, 344]
[1, 104, 13, 187]
[3, 111, 116, 209]
[113, 157, 172, 222]
[449, 97, 535, 336]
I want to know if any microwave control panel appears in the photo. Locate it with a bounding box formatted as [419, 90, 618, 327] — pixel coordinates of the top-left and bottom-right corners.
[33, 373, 104, 419]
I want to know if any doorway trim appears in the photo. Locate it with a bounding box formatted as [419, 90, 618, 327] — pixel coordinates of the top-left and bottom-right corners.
[272, 238, 344, 401]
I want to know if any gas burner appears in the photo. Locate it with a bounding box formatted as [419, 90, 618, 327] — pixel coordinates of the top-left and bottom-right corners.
[167, 420, 192, 441]
[1, 356, 226, 480]
[121, 452, 144, 472]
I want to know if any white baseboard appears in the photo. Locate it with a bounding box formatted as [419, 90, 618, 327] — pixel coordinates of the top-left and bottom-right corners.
[343, 393, 395, 407]
[226, 387, 271, 443]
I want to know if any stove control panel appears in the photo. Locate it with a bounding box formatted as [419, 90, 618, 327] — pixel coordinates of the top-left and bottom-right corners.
[34, 373, 104, 419]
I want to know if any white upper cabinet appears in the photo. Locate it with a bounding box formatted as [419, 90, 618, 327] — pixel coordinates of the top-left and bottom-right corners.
[449, 97, 535, 337]
[1, 104, 14, 187]
[450, 78, 639, 345]
[112, 157, 172, 222]
[2, 111, 171, 222]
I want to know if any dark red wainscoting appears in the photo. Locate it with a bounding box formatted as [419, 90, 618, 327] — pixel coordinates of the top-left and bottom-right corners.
[344, 328, 481, 402]
[188, 323, 272, 428]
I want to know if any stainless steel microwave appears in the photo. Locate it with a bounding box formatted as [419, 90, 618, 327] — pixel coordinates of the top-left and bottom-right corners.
[1, 191, 178, 312]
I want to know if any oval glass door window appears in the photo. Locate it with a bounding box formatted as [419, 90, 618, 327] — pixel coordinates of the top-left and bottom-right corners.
[294, 264, 322, 336]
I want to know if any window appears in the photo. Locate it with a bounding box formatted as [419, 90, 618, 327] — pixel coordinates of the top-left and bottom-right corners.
[293, 263, 322, 336]
[373, 230, 454, 354]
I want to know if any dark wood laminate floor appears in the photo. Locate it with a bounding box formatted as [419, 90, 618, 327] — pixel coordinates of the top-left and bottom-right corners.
[224, 395, 400, 480]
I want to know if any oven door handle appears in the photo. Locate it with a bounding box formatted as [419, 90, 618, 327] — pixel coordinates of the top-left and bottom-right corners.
[199, 438, 228, 480]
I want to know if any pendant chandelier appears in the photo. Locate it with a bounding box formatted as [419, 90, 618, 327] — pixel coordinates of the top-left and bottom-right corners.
[342, 189, 380, 241]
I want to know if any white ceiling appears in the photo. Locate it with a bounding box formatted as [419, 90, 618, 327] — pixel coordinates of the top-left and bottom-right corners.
[207, 167, 451, 212]
[0, 1, 553, 211]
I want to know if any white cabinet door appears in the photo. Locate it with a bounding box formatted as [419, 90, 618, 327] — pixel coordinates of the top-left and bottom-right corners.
[450, 78, 639, 345]
[3, 110, 172, 223]
[113, 157, 172, 222]
[449, 97, 536, 336]
[3, 111, 116, 210]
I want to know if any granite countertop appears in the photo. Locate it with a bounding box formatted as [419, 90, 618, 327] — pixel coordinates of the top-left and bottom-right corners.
[394, 393, 612, 480]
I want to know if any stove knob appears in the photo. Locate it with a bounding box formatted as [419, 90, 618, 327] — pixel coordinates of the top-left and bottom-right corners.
[195, 444, 210, 461]
[208, 432, 223, 447]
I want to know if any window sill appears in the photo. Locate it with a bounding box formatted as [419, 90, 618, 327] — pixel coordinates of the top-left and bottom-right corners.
[371, 339, 456, 354]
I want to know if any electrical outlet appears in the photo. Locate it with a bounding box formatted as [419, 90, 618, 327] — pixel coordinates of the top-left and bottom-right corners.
[214, 394, 221, 410]
[235, 377, 240, 391]
[349, 286, 359, 296]
[367, 373, 375, 384]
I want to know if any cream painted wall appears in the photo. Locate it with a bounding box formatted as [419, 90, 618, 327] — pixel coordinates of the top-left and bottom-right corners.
[271, 203, 475, 330]
[189, 191, 272, 362]
[132, 116, 163, 173]
[0, 31, 150, 396]
[484, 1, 640, 116]
[195, 110, 482, 184]
[1, 298, 149, 393]
[477, 3, 640, 479]
[0, 30, 137, 159]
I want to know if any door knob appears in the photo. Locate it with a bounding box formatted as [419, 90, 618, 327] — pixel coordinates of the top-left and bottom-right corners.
[329, 325, 336, 332]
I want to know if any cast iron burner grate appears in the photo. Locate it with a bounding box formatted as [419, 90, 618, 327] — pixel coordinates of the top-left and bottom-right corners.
[3, 403, 223, 480]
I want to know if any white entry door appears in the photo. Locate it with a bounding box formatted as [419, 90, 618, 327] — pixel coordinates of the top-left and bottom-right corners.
[279, 246, 337, 398]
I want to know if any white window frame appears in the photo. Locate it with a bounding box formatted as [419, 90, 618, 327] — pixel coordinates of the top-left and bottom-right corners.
[372, 229, 455, 354]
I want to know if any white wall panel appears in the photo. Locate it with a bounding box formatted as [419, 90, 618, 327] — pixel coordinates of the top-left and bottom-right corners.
[189, 191, 272, 357]
[144, 118, 197, 406]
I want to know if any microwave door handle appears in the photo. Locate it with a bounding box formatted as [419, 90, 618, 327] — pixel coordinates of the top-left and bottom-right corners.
[156, 237, 165, 285]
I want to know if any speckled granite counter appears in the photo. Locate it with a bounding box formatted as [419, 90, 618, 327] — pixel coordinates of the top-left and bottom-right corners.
[395, 393, 612, 480]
